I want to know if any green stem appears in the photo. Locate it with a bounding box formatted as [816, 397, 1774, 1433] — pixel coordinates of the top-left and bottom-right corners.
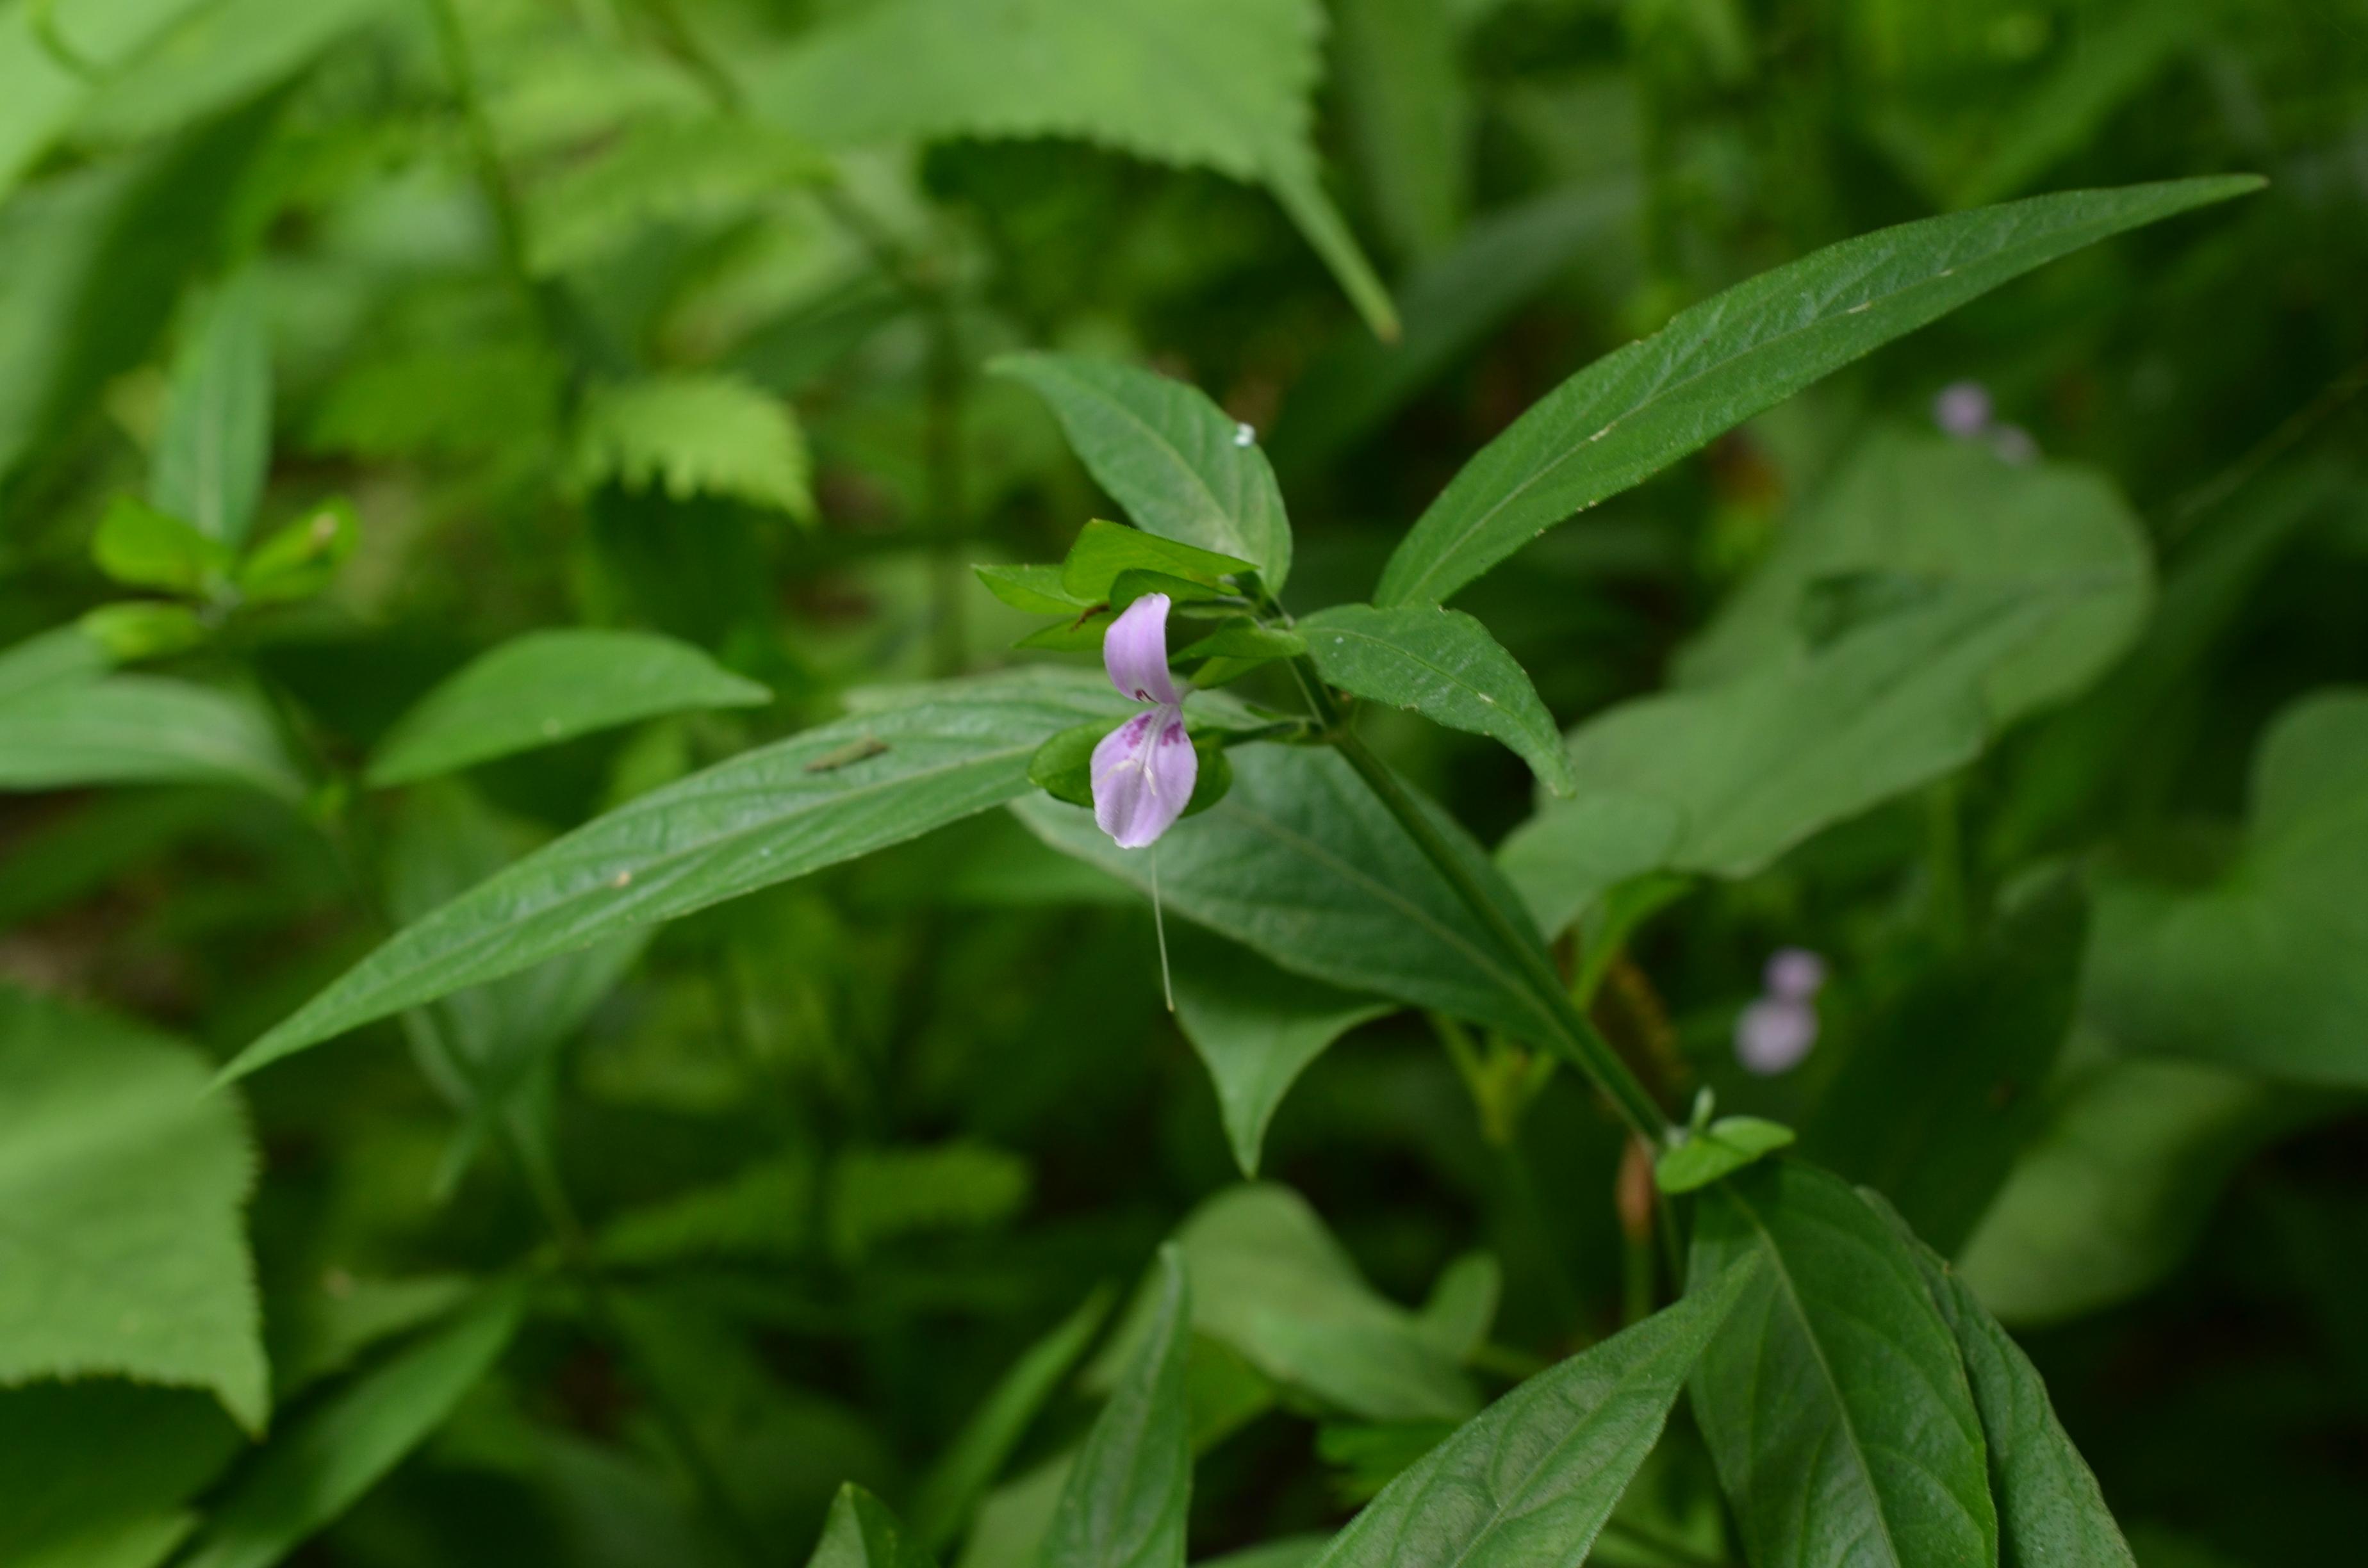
[1925, 775, 1969, 952]
[816, 184, 969, 675]
[923, 315, 967, 676]
[1428, 1013, 1495, 1132]
[1328, 722, 1670, 1144]
[401, 989, 773, 1568]
[493, 1093, 771, 1568]
[263, 680, 768, 1567]
[647, 0, 973, 678]
[423, 0, 617, 382]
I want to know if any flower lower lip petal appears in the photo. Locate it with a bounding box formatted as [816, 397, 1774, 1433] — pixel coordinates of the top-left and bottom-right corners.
[1090, 701, 1197, 849]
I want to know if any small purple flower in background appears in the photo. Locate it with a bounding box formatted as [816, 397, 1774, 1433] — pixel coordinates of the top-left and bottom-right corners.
[1988, 423, 2040, 465]
[1764, 947, 1825, 999]
[1735, 945, 1828, 1076]
[1933, 380, 1993, 439]
[1934, 379, 2043, 464]
[1091, 593, 1197, 849]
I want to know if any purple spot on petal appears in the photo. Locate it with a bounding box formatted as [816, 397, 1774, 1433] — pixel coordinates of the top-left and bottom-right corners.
[1090, 701, 1196, 849]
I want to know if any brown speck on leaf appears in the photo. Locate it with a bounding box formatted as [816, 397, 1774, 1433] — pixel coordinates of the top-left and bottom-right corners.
[804, 737, 891, 772]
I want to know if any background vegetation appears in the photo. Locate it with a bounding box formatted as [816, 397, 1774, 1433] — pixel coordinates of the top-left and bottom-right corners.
[1, 1, 2363, 1565]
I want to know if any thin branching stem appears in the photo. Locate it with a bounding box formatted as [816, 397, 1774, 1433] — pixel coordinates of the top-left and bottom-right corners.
[1322, 716, 1673, 1145]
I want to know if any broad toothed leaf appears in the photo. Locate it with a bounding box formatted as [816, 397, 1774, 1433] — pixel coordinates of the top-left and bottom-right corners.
[741, 0, 1397, 337]
[0, 989, 266, 1434]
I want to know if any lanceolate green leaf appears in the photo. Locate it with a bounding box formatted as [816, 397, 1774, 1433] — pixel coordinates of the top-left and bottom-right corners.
[1302, 603, 1575, 794]
[1014, 744, 1558, 1046]
[1496, 794, 1681, 940]
[365, 629, 774, 787]
[73, 0, 392, 149]
[0, 989, 267, 1433]
[0, 676, 303, 799]
[1654, 1116, 1795, 1195]
[1042, 1245, 1192, 1568]
[226, 672, 1130, 1080]
[0, 106, 276, 484]
[0, 625, 112, 703]
[1309, 1256, 1757, 1568]
[1374, 176, 2261, 607]
[810, 1483, 942, 1568]
[1058, 518, 1258, 602]
[177, 1284, 527, 1568]
[524, 117, 824, 276]
[1953, 1058, 2303, 1327]
[1675, 429, 2153, 729]
[1096, 1186, 1475, 1425]
[382, 787, 648, 1183]
[0, 0, 215, 200]
[999, 354, 1293, 589]
[1329, 0, 1468, 264]
[0, 1382, 240, 1568]
[1688, 1161, 1998, 1568]
[1415, 1255, 1501, 1362]
[912, 1289, 1115, 1551]
[1501, 584, 2053, 913]
[92, 494, 236, 594]
[152, 269, 271, 551]
[1873, 1197, 2141, 1568]
[1170, 929, 1392, 1177]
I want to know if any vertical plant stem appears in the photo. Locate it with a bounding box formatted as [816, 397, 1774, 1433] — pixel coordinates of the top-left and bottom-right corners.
[1327, 724, 1672, 1145]
[815, 183, 971, 676]
[401, 999, 773, 1568]
[1925, 774, 1969, 952]
[1499, 1125, 1584, 1334]
[1427, 1020, 1586, 1335]
[494, 1095, 771, 1568]
[924, 314, 969, 676]
[647, 0, 972, 674]
[265, 666, 769, 1567]
[423, 0, 585, 372]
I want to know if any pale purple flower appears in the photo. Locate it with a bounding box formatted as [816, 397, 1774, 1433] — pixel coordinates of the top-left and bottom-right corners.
[1736, 947, 1827, 1075]
[1091, 593, 1197, 849]
[1989, 423, 2040, 465]
[1736, 998, 1818, 1076]
[1933, 380, 1993, 438]
[1764, 947, 1827, 1000]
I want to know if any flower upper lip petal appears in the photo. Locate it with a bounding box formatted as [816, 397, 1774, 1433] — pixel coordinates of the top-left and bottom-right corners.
[1089, 591, 1195, 848]
[1103, 593, 1180, 708]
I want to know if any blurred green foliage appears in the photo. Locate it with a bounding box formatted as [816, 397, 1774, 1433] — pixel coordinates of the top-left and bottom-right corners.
[1, 1, 2364, 1565]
